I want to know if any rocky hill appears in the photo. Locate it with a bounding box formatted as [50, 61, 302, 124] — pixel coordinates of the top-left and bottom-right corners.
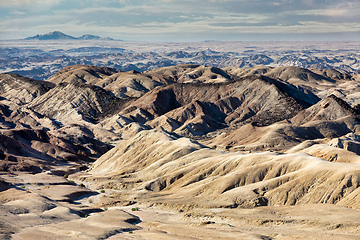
[2, 64, 360, 239]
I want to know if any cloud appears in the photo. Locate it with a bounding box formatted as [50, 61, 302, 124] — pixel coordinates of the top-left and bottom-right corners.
[11, 10, 26, 15]
[0, 0, 62, 8]
[1, 0, 360, 41]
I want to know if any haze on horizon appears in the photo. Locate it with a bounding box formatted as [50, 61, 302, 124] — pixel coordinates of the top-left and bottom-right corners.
[0, 0, 360, 42]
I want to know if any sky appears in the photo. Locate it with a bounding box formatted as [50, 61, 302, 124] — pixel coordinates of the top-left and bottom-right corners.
[0, 0, 360, 41]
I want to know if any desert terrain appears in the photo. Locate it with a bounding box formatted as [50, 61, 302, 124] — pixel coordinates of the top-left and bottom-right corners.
[1, 38, 360, 80]
[2, 58, 360, 239]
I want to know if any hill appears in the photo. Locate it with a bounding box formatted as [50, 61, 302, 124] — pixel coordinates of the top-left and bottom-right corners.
[2, 64, 360, 239]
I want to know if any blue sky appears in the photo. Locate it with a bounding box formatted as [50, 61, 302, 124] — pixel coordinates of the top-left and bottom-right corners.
[0, 0, 360, 41]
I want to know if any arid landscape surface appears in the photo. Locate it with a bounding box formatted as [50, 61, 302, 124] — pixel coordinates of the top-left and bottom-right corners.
[2, 38, 360, 80]
[2, 40, 360, 239]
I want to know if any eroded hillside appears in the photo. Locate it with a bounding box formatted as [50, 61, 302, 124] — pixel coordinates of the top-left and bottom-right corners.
[2, 64, 360, 239]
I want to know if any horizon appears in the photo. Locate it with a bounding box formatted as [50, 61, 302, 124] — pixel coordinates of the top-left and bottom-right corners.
[1, 0, 360, 42]
[2, 30, 360, 43]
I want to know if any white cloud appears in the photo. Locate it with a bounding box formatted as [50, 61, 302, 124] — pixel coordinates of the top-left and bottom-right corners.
[11, 10, 26, 15]
[298, 8, 350, 17]
[0, 0, 62, 8]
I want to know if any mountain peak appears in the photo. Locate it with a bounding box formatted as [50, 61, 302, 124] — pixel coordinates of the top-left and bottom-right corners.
[25, 31, 114, 41]
[78, 34, 114, 41]
[78, 34, 101, 40]
[25, 31, 76, 40]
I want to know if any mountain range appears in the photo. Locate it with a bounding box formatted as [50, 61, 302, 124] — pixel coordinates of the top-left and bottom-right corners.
[25, 31, 115, 41]
[2, 63, 360, 239]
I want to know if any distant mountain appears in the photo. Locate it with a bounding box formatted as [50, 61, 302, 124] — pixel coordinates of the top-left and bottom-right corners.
[78, 34, 114, 41]
[25, 31, 77, 40]
[25, 31, 114, 41]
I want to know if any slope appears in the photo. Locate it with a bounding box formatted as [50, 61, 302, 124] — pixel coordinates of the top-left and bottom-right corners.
[83, 129, 360, 211]
[122, 75, 318, 137]
[48, 65, 120, 85]
[205, 94, 360, 152]
[0, 73, 55, 104]
[27, 79, 133, 124]
[0, 128, 110, 173]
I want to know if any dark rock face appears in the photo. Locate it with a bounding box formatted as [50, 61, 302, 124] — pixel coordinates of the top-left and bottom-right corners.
[0, 178, 10, 191]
